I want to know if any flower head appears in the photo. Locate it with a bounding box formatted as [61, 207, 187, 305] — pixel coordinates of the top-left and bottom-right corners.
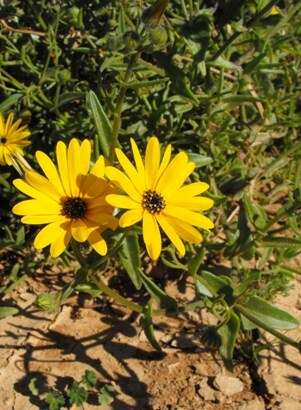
[12, 139, 117, 257]
[0, 112, 31, 171]
[106, 136, 214, 260]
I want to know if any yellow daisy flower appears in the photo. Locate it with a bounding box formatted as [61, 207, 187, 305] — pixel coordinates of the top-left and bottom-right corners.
[12, 138, 118, 258]
[0, 112, 31, 170]
[106, 136, 214, 260]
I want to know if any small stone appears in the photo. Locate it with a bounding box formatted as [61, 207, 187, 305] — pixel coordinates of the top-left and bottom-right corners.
[213, 373, 244, 396]
[238, 398, 265, 410]
[197, 378, 216, 401]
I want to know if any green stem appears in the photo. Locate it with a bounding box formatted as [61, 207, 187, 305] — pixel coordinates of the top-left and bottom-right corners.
[109, 52, 139, 161]
[211, 0, 280, 61]
[236, 304, 301, 352]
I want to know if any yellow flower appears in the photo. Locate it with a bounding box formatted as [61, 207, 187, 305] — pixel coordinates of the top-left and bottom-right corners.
[12, 138, 117, 258]
[106, 136, 214, 260]
[0, 112, 31, 170]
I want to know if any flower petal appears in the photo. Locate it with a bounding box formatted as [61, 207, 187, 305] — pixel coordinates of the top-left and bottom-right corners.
[156, 152, 188, 194]
[24, 171, 61, 202]
[56, 141, 71, 196]
[175, 181, 209, 197]
[33, 220, 69, 249]
[154, 144, 171, 185]
[130, 138, 145, 181]
[169, 196, 214, 211]
[119, 208, 143, 228]
[13, 199, 60, 216]
[50, 229, 72, 257]
[88, 230, 107, 256]
[115, 147, 145, 193]
[21, 214, 62, 224]
[145, 136, 160, 189]
[35, 151, 65, 196]
[80, 139, 91, 175]
[91, 155, 105, 178]
[13, 178, 47, 200]
[67, 138, 81, 196]
[106, 166, 141, 201]
[156, 214, 185, 256]
[106, 194, 140, 209]
[71, 219, 93, 242]
[163, 215, 203, 243]
[142, 211, 161, 260]
[164, 205, 214, 229]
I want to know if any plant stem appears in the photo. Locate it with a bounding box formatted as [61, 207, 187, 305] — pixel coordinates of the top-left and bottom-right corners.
[110, 52, 139, 161]
[236, 304, 301, 352]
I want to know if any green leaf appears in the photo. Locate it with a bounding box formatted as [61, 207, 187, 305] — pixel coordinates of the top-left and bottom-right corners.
[67, 382, 88, 406]
[187, 153, 213, 168]
[86, 90, 112, 158]
[140, 304, 162, 351]
[75, 282, 102, 298]
[118, 232, 142, 289]
[239, 295, 299, 330]
[188, 250, 205, 277]
[197, 271, 233, 301]
[260, 237, 301, 248]
[28, 377, 39, 396]
[141, 271, 177, 313]
[0, 93, 22, 112]
[98, 385, 115, 406]
[0, 306, 19, 319]
[217, 310, 240, 369]
[45, 391, 65, 410]
[35, 292, 62, 313]
[82, 369, 97, 388]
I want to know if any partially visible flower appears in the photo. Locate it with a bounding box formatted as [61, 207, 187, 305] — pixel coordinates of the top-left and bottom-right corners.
[12, 139, 117, 258]
[0, 112, 31, 172]
[106, 136, 214, 260]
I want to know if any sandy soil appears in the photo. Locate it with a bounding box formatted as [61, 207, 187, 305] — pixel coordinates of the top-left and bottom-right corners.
[0, 267, 300, 410]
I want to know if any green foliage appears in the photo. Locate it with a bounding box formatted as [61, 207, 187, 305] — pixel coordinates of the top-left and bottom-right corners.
[0, 0, 301, 369]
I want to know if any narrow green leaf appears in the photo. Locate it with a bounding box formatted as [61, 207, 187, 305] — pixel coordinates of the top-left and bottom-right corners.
[187, 153, 213, 168]
[217, 310, 240, 369]
[0, 306, 19, 319]
[86, 90, 112, 158]
[0, 93, 22, 112]
[141, 271, 177, 312]
[239, 295, 299, 330]
[140, 304, 162, 351]
[118, 232, 142, 290]
[197, 271, 233, 299]
[260, 237, 301, 248]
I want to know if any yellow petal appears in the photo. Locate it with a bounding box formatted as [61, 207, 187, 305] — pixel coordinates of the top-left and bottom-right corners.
[142, 211, 161, 260]
[160, 161, 195, 199]
[164, 205, 214, 229]
[169, 196, 214, 211]
[21, 214, 62, 224]
[56, 141, 71, 196]
[175, 181, 209, 197]
[119, 209, 143, 228]
[81, 174, 107, 198]
[88, 230, 107, 255]
[156, 214, 185, 256]
[144, 136, 160, 189]
[67, 138, 81, 196]
[71, 219, 92, 242]
[33, 220, 68, 249]
[13, 199, 61, 216]
[35, 151, 65, 196]
[154, 144, 171, 185]
[86, 211, 118, 228]
[115, 148, 145, 193]
[130, 138, 145, 180]
[80, 139, 91, 175]
[13, 178, 47, 200]
[50, 229, 71, 257]
[105, 194, 140, 209]
[91, 155, 105, 177]
[5, 113, 14, 134]
[156, 152, 188, 194]
[106, 166, 141, 201]
[25, 171, 61, 202]
[163, 215, 203, 243]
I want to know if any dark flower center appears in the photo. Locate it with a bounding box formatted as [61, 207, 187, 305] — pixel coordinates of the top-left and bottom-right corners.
[0, 137, 7, 144]
[62, 197, 87, 219]
[142, 190, 166, 214]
